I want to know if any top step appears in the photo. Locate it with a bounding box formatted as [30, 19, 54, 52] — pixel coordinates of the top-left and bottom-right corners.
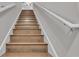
[21, 10, 34, 16]
[22, 10, 33, 12]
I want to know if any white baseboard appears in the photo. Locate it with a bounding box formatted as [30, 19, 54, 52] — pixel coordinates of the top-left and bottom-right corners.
[33, 9, 58, 57]
[0, 9, 22, 56]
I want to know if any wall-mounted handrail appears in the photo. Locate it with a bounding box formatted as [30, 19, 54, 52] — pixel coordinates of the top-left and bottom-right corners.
[0, 4, 16, 13]
[34, 3, 79, 29]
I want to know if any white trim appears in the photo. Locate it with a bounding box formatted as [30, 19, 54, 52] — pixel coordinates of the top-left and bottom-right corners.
[34, 3, 79, 29]
[44, 33, 58, 57]
[33, 7, 58, 57]
[0, 6, 22, 56]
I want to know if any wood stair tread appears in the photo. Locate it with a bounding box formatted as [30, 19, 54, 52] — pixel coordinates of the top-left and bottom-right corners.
[3, 51, 50, 57]
[14, 28, 40, 30]
[14, 26, 38, 27]
[16, 23, 38, 24]
[19, 18, 36, 19]
[17, 20, 37, 21]
[20, 14, 34, 15]
[10, 41, 44, 42]
[10, 34, 44, 43]
[14, 25, 39, 28]
[15, 25, 39, 26]
[15, 24, 39, 26]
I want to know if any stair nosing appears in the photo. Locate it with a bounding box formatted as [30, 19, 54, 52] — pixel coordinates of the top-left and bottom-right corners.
[7, 43, 48, 45]
[19, 18, 36, 19]
[10, 34, 44, 36]
[15, 26, 37, 27]
[15, 24, 39, 25]
[15, 24, 39, 26]
[17, 20, 37, 22]
[13, 29, 41, 30]
[14, 28, 41, 30]
[17, 23, 39, 25]
[20, 14, 35, 16]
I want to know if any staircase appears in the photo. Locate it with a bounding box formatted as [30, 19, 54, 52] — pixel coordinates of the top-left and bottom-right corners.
[3, 10, 51, 57]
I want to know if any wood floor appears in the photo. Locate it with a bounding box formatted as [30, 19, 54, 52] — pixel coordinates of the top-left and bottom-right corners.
[3, 10, 51, 57]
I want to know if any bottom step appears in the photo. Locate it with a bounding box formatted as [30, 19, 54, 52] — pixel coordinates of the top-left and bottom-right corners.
[6, 43, 48, 52]
[3, 51, 51, 57]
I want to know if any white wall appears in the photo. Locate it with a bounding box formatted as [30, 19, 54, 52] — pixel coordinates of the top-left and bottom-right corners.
[0, 2, 13, 6]
[66, 30, 79, 57]
[33, 2, 79, 56]
[0, 2, 22, 45]
[22, 2, 33, 10]
[0, 2, 22, 56]
[35, 2, 79, 24]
